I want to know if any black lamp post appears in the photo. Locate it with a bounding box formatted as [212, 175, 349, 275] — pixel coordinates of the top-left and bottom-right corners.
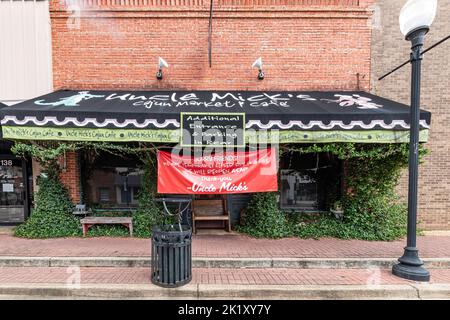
[392, 0, 437, 282]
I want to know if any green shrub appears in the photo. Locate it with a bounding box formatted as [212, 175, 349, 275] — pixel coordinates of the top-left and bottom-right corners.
[238, 143, 416, 241]
[15, 174, 81, 238]
[132, 196, 165, 238]
[288, 201, 407, 241]
[237, 192, 291, 239]
[11, 142, 169, 239]
[341, 196, 407, 241]
[85, 225, 130, 237]
[132, 158, 165, 238]
[289, 214, 343, 239]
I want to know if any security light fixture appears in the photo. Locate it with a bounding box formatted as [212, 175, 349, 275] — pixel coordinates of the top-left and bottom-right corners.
[156, 57, 169, 80]
[252, 57, 265, 80]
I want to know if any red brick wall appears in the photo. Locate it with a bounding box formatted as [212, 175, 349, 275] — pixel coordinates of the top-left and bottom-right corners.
[371, 0, 450, 230]
[59, 151, 81, 203]
[50, 0, 374, 92]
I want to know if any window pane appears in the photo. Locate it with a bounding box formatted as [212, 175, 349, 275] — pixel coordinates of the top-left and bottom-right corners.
[280, 170, 318, 210]
[98, 188, 110, 202]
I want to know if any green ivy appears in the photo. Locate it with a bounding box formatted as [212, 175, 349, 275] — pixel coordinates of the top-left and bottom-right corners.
[11, 140, 424, 241]
[14, 172, 81, 238]
[78, 150, 169, 238]
[132, 154, 166, 238]
[239, 143, 427, 241]
[237, 193, 291, 238]
[11, 141, 171, 238]
[85, 225, 131, 237]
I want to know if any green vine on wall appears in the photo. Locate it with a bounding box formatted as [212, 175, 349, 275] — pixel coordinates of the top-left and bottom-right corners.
[11, 140, 169, 238]
[11, 141, 173, 164]
[11, 140, 428, 241]
[12, 143, 82, 238]
[240, 143, 428, 241]
[132, 151, 169, 238]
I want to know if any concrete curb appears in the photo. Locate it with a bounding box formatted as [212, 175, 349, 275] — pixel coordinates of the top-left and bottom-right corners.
[0, 283, 197, 300]
[1, 256, 450, 269]
[197, 284, 421, 300]
[412, 284, 450, 299]
[0, 283, 449, 299]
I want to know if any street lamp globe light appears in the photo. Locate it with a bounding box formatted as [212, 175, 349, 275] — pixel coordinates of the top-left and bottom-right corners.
[392, 0, 437, 282]
[399, 0, 437, 37]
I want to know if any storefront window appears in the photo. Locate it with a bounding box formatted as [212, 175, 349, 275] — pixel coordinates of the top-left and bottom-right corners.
[83, 152, 144, 208]
[279, 152, 341, 211]
[280, 170, 318, 210]
[98, 187, 110, 202]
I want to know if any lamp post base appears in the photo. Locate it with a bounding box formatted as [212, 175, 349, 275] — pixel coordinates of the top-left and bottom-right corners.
[392, 247, 430, 282]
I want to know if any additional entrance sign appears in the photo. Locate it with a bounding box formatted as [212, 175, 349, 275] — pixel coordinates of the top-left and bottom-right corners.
[157, 148, 278, 194]
[180, 112, 245, 147]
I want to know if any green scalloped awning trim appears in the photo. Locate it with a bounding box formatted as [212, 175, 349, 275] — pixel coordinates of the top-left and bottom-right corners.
[247, 129, 429, 144]
[1, 126, 429, 144]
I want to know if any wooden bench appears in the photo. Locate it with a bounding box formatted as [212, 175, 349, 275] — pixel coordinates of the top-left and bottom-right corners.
[91, 208, 133, 215]
[192, 198, 231, 234]
[80, 217, 133, 237]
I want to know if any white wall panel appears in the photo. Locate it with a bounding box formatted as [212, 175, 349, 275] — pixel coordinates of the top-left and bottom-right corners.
[0, 0, 52, 105]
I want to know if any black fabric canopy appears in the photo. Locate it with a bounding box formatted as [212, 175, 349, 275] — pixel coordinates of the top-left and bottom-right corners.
[0, 102, 8, 139]
[0, 90, 431, 143]
[0, 90, 431, 145]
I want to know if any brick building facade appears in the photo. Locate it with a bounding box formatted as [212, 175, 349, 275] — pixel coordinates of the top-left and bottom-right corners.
[371, 0, 450, 230]
[49, 0, 375, 205]
[7, 0, 446, 229]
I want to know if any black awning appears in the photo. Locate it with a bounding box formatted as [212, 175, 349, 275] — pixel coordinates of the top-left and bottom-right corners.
[0, 102, 7, 139]
[0, 90, 431, 143]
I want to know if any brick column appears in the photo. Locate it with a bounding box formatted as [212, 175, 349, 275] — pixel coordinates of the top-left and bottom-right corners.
[59, 151, 81, 203]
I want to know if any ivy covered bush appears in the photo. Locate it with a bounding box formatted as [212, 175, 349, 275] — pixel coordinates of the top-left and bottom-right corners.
[132, 157, 165, 238]
[339, 151, 410, 241]
[11, 140, 422, 241]
[239, 143, 424, 241]
[11, 141, 168, 238]
[14, 167, 81, 238]
[12, 142, 82, 238]
[237, 193, 291, 238]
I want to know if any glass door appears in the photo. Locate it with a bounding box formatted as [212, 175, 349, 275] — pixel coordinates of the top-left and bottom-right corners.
[0, 158, 26, 223]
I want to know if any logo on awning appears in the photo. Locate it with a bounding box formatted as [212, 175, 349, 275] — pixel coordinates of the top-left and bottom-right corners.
[35, 91, 105, 107]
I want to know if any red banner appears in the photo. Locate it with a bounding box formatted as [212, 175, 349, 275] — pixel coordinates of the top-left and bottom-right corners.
[157, 149, 278, 194]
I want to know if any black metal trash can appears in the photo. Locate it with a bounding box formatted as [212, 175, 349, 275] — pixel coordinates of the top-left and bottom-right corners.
[151, 225, 192, 288]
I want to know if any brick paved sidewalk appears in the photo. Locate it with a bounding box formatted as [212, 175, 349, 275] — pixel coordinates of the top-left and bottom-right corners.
[0, 266, 449, 286]
[1, 233, 450, 258]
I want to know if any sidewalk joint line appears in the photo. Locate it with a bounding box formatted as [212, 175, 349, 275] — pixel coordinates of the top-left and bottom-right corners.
[408, 284, 422, 300]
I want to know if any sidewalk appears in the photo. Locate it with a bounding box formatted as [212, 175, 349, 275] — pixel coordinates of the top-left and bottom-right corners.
[1, 233, 450, 258]
[1, 266, 450, 285]
[0, 267, 449, 299]
[1, 232, 450, 299]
